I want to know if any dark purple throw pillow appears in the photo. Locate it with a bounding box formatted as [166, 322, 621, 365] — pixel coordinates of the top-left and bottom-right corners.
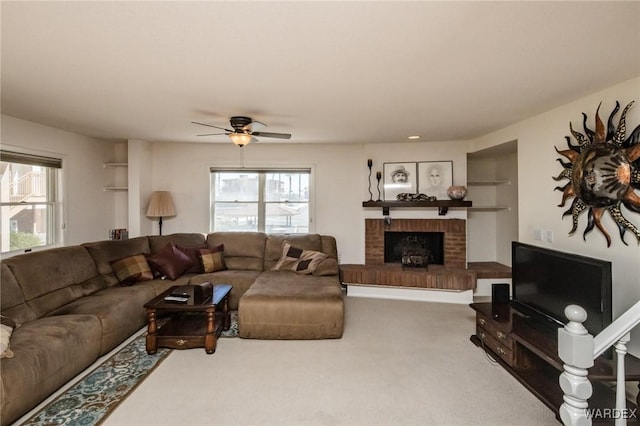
[176, 244, 207, 274]
[146, 242, 194, 280]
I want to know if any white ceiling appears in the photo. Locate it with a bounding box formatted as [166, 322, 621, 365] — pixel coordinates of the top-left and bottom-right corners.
[2, 1, 639, 145]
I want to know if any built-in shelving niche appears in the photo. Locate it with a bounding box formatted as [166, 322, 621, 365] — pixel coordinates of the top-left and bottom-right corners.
[103, 162, 128, 191]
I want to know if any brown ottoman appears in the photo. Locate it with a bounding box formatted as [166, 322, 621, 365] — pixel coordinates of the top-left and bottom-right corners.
[238, 272, 344, 339]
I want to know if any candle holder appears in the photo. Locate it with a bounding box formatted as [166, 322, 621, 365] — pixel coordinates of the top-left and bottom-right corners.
[367, 159, 373, 201]
[376, 171, 382, 201]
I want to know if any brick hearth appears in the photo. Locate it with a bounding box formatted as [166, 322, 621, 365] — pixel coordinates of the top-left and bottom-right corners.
[341, 263, 476, 291]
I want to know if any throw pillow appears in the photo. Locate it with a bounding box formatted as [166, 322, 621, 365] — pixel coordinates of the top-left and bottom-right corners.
[312, 257, 340, 276]
[111, 254, 154, 285]
[176, 244, 207, 274]
[146, 243, 195, 280]
[1, 316, 16, 359]
[272, 241, 328, 275]
[200, 245, 226, 273]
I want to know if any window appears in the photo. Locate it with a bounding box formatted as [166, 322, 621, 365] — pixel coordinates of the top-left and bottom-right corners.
[210, 169, 310, 233]
[0, 150, 62, 253]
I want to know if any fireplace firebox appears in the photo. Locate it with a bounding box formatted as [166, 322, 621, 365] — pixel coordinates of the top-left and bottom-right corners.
[384, 231, 444, 267]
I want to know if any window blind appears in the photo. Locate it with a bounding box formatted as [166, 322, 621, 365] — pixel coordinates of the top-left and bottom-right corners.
[1, 150, 62, 168]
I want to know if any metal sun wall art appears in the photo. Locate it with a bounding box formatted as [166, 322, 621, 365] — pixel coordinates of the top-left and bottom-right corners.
[554, 100, 640, 247]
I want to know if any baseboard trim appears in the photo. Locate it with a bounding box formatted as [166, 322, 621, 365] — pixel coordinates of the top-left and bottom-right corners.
[346, 284, 473, 304]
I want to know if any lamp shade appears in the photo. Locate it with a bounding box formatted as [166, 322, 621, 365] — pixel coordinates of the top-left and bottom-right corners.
[145, 191, 176, 218]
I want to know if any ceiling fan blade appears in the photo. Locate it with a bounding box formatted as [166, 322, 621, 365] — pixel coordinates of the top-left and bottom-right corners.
[191, 121, 233, 132]
[197, 132, 228, 137]
[245, 120, 267, 132]
[251, 131, 292, 139]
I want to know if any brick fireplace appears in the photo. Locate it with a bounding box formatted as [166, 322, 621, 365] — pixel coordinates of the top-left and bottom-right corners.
[340, 218, 474, 292]
[365, 218, 467, 269]
[340, 219, 477, 292]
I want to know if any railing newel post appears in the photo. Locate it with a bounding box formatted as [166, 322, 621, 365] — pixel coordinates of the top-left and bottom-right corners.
[559, 305, 594, 426]
[614, 333, 630, 426]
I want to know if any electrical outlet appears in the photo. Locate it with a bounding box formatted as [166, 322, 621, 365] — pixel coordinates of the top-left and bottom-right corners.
[534, 228, 543, 241]
[545, 230, 554, 243]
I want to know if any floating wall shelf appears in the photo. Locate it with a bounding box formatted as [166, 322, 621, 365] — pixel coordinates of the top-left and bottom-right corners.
[468, 206, 511, 211]
[362, 200, 472, 216]
[467, 180, 510, 186]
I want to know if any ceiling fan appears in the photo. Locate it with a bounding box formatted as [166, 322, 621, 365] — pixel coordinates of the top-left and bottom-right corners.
[192, 116, 292, 147]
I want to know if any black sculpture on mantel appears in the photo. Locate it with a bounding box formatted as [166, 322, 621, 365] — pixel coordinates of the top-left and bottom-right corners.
[376, 171, 382, 201]
[367, 159, 374, 201]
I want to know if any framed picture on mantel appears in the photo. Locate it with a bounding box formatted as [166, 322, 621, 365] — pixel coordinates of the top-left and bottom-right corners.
[383, 162, 416, 201]
[418, 161, 452, 200]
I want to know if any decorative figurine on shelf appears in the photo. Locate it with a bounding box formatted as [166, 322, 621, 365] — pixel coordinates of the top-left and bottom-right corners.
[554, 100, 640, 247]
[376, 171, 382, 201]
[396, 193, 437, 202]
[367, 159, 374, 201]
[447, 186, 467, 200]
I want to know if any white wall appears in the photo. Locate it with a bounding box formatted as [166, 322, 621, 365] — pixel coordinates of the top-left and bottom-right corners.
[142, 140, 468, 264]
[1, 115, 117, 246]
[128, 139, 154, 237]
[469, 76, 640, 351]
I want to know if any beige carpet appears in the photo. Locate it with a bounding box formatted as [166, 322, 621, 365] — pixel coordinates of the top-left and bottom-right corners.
[102, 296, 559, 426]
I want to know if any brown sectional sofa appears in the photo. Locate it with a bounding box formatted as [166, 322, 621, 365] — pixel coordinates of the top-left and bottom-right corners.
[0, 232, 344, 426]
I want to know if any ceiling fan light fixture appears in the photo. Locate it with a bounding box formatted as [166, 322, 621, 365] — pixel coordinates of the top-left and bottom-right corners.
[229, 133, 252, 147]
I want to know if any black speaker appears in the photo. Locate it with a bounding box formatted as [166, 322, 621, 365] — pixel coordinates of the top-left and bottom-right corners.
[492, 283, 510, 304]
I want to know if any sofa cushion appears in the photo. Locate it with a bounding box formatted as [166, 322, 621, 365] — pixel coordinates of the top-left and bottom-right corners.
[264, 234, 323, 270]
[320, 235, 339, 258]
[0, 314, 103, 425]
[146, 243, 194, 280]
[0, 263, 38, 325]
[148, 233, 206, 253]
[50, 285, 155, 355]
[315, 235, 340, 276]
[199, 245, 226, 273]
[207, 232, 266, 271]
[271, 241, 328, 274]
[3, 246, 106, 319]
[238, 271, 344, 339]
[312, 257, 340, 276]
[111, 254, 154, 285]
[83, 237, 151, 285]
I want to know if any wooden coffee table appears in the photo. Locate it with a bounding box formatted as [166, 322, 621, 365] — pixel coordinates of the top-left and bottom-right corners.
[144, 284, 232, 355]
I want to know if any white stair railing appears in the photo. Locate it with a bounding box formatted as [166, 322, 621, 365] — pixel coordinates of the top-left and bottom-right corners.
[559, 301, 640, 426]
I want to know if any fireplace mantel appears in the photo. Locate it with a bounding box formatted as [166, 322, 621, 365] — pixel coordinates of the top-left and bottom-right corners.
[362, 200, 472, 216]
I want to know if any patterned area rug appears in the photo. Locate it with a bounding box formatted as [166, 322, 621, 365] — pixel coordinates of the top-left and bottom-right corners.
[221, 310, 239, 337]
[21, 311, 238, 425]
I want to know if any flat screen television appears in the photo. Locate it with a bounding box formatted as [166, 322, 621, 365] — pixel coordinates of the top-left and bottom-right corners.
[511, 242, 612, 335]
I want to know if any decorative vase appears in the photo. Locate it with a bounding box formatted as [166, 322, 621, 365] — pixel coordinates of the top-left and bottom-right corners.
[447, 185, 467, 200]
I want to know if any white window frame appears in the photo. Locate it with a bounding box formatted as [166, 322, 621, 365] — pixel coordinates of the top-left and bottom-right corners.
[1, 149, 63, 255]
[209, 168, 313, 233]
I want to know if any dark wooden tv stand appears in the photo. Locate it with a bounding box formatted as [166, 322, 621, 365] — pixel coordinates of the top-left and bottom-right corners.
[470, 302, 640, 422]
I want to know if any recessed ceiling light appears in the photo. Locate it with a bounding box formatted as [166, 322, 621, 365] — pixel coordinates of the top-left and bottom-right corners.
[408, 135, 421, 140]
